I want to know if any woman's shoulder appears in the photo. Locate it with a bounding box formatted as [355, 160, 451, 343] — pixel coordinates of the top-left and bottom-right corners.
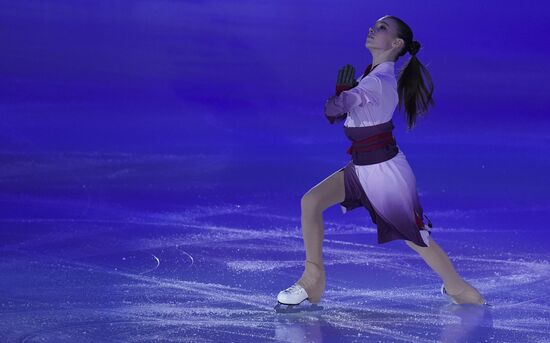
[361, 70, 396, 91]
[372, 69, 395, 81]
[358, 73, 382, 86]
[359, 69, 395, 84]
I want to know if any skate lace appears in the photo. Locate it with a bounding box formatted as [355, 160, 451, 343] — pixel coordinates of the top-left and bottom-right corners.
[284, 284, 302, 294]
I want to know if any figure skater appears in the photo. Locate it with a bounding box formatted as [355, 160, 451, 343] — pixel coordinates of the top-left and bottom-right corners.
[275, 15, 487, 312]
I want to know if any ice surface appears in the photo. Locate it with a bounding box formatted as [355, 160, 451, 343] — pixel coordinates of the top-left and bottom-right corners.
[1, 151, 549, 342]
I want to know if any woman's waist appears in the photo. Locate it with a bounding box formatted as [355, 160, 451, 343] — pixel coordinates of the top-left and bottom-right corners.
[346, 136, 399, 165]
[343, 119, 398, 165]
[351, 147, 404, 167]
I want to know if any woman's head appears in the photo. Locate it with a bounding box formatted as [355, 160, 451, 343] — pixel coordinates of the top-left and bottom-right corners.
[365, 15, 419, 61]
[366, 15, 435, 130]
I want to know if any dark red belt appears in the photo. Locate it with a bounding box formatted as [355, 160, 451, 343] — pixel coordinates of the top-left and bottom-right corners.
[346, 131, 396, 155]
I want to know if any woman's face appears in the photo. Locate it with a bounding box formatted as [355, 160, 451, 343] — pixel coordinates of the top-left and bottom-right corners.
[365, 17, 403, 53]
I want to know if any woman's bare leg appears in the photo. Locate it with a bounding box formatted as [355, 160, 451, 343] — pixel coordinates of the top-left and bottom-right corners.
[296, 169, 345, 303]
[301, 169, 345, 265]
[405, 235, 486, 304]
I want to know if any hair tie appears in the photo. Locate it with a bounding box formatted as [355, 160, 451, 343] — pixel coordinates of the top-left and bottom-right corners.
[409, 40, 420, 56]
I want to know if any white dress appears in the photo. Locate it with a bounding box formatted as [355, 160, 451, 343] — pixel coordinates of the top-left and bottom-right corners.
[339, 61, 430, 246]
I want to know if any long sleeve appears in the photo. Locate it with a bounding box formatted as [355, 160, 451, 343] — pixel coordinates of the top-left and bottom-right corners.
[325, 111, 347, 124]
[324, 75, 382, 124]
[343, 75, 382, 107]
[324, 94, 351, 124]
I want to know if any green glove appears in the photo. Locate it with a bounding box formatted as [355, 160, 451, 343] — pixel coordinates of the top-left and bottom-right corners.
[336, 64, 359, 96]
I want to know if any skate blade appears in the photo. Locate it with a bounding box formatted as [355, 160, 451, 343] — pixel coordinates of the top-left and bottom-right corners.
[274, 301, 323, 314]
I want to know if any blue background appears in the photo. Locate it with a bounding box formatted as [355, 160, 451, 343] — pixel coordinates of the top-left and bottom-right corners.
[1, 1, 549, 341]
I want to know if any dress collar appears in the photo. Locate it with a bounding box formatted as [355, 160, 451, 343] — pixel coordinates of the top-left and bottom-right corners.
[361, 61, 395, 78]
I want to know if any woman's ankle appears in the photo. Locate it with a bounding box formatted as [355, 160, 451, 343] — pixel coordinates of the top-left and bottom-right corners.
[305, 260, 325, 276]
[298, 260, 324, 285]
[444, 278, 468, 295]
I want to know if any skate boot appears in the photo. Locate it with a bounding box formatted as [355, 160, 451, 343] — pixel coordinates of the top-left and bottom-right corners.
[274, 260, 325, 313]
[441, 279, 487, 305]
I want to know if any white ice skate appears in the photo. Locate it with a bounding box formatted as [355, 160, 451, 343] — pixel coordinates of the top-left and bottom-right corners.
[277, 283, 308, 305]
[274, 260, 325, 313]
[274, 283, 321, 313]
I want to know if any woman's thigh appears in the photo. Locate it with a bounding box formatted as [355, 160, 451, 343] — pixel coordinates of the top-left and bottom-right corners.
[301, 169, 345, 212]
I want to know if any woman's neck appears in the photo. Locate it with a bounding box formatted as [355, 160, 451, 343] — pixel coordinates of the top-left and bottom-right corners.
[371, 50, 396, 68]
[371, 59, 394, 67]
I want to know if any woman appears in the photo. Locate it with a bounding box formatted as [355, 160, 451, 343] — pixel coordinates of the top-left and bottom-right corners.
[275, 15, 487, 310]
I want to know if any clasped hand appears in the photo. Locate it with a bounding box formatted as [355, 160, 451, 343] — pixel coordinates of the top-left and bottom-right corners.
[335, 63, 359, 95]
[324, 64, 359, 118]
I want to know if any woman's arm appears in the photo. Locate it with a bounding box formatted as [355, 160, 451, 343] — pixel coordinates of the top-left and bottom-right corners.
[324, 91, 363, 117]
[324, 64, 359, 124]
[323, 75, 382, 124]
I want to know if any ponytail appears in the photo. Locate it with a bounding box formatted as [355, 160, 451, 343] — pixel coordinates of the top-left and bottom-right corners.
[397, 47, 435, 131]
[386, 16, 435, 131]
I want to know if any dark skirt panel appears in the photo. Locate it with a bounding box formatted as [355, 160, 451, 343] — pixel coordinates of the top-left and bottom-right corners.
[338, 161, 431, 247]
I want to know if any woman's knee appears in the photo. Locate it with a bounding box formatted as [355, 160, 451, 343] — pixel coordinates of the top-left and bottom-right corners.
[301, 191, 322, 213]
[301, 170, 345, 213]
